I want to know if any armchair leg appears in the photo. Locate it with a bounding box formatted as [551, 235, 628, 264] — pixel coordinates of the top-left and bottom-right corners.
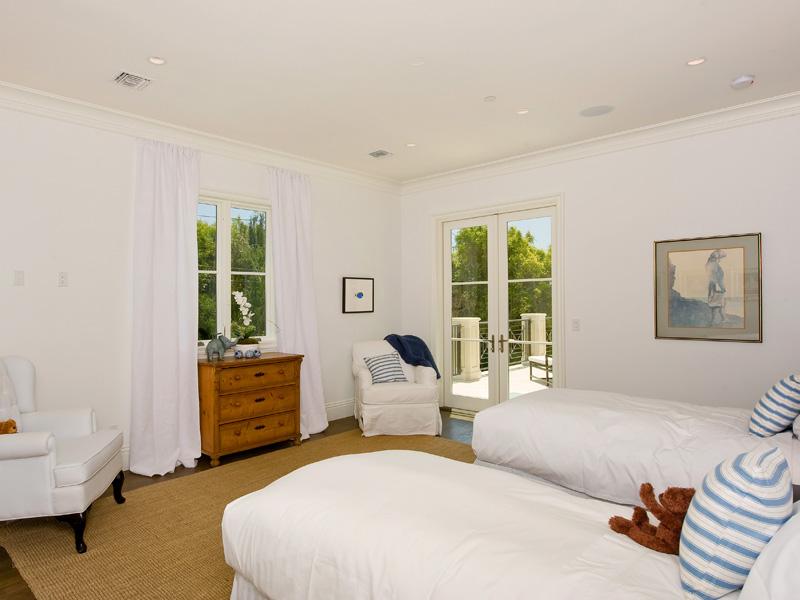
[112, 470, 126, 504]
[56, 507, 90, 554]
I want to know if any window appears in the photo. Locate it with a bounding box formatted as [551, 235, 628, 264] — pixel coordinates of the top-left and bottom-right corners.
[197, 198, 274, 347]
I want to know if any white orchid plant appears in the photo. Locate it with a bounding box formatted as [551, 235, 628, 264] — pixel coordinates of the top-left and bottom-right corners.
[232, 291, 259, 344]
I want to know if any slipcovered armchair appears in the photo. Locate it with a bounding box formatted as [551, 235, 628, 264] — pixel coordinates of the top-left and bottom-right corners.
[0, 356, 125, 553]
[352, 341, 441, 436]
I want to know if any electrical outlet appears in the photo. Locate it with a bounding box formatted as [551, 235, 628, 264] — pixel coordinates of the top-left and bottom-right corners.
[13, 270, 24, 286]
[571, 318, 581, 332]
[57, 272, 69, 287]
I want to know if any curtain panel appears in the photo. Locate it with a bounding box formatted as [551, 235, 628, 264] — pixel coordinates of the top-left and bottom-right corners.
[268, 167, 329, 438]
[130, 140, 201, 476]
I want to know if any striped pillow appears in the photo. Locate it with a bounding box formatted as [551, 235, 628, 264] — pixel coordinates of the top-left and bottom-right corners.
[679, 446, 792, 600]
[364, 352, 408, 384]
[749, 375, 800, 437]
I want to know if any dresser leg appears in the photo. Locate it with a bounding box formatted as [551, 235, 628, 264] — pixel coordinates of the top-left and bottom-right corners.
[293, 434, 302, 446]
[210, 456, 221, 467]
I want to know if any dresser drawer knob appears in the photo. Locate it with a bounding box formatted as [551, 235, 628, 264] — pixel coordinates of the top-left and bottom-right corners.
[234, 429, 242, 436]
[254, 397, 265, 403]
[277, 369, 285, 375]
[254, 371, 265, 378]
[233, 401, 242, 408]
[254, 424, 266, 430]
[234, 375, 241, 381]
[278, 420, 285, 427]
[277, 394, 285, 400]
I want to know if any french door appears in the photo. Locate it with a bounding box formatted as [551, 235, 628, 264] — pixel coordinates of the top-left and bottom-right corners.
[443, 206, 558, 411]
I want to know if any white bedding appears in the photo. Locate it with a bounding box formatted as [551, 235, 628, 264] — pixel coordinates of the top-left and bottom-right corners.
[222, 450, 738, 600]
[472, 388, 799, 506]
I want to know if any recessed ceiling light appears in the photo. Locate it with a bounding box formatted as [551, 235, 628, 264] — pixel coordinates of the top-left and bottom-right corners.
[580, 105, 615, 117]
[686, 57, 706, 66]
[406, 143, 417, 148]
[410, 58, 425, 67]
[516, 109, 530, 115]
[730, 74, 755, 90]
[148, 56, 166, 65]
[483, 95, 497, 103]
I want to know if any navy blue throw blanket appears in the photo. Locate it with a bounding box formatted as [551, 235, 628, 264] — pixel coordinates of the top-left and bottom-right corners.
[384, 334, 441, 379]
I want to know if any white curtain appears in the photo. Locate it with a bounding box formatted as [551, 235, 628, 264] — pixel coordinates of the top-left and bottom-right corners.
[269, 168, 329, 438]
[130, 140, 201, 476]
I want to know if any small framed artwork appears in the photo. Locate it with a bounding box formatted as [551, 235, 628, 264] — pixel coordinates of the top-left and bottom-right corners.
[654, 233, 762, 342]
[342, 277, 374, 313]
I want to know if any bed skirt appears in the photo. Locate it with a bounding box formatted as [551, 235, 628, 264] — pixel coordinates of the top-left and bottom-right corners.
[231, 573, 271, 600]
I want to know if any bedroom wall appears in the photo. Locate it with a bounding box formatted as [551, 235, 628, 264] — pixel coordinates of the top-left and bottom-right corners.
[400, 110, 800, 409]
[0, 103, 401, 464]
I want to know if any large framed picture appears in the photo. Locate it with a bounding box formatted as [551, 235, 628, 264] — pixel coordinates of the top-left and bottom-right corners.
[654, 233, 762, 342]
[342, 277, 374, 313]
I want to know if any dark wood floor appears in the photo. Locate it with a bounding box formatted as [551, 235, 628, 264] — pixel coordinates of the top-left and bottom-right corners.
[0, 410, 472, 599]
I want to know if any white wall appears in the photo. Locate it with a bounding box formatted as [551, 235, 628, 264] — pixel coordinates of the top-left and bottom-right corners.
[0, 105, 402, 460]
[400, 114, 800, 408]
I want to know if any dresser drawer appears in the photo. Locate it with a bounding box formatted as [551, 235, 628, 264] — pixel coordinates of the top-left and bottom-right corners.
[219, 412, 296, 452]
[218, 386, 297, 423]
[218, 362, 296, 393]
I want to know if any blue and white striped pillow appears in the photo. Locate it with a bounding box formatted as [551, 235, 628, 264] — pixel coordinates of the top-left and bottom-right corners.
[749, 375, 800, 437]
[679, 446, 792, 600]
[364, 352, 408, 384]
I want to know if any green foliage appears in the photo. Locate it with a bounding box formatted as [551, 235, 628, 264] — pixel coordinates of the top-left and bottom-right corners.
[451, 225, 552, 324]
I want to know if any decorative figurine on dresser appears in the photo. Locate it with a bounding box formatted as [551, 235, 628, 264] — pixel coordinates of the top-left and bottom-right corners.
[198, 352, 303, 466]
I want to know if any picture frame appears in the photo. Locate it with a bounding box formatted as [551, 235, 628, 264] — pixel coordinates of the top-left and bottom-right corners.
[342, 277, 374, 313]
[654, 233, 762, 342]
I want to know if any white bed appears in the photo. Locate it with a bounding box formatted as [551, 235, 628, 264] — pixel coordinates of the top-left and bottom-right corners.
[472, 388, 800, 506]
[222, 450, 739, 600]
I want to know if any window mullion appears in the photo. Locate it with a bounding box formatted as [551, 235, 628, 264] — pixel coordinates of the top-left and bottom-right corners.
[218, 201, 233, 337]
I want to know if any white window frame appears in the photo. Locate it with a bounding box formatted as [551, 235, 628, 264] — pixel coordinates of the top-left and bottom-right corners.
[197, 193, 277, 357]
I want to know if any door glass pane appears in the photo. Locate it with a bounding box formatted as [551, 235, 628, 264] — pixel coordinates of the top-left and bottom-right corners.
[231, 274, 267, 339]
[198, 273, 217, 340]
[197, 203, 217, 270]
[231, 207, 266, 272]
[506, 217, 553, 398]
[450, 225, 490, 403]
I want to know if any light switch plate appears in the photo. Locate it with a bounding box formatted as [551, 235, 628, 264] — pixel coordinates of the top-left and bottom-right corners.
[57, 272, 69, 287]
[13, 270, 24, 286]
[571, 318, 581, 332]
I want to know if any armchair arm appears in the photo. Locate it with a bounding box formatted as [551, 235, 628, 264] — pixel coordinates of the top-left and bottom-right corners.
[0, 431, 55, 460]
[414, 365, 437, 386]
[21, 408, 96, 438]
[355, 368, 373, 392]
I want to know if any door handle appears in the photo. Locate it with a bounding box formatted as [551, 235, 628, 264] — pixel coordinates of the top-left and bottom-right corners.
[498, 334, 506, 353]
[489, 334, 496, 353]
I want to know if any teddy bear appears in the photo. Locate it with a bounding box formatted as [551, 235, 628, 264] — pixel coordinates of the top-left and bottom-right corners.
[0, 419, 18, 434]
[609, 483, 695, 555]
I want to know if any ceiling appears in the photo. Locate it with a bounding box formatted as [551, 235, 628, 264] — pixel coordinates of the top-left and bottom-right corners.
[1, 1, 799, 182]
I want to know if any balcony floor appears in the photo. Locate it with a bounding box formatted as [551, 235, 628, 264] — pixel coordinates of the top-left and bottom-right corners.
[451, 363, 550, 400]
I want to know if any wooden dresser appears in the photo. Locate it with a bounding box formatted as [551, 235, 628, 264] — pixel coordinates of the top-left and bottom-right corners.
[198, 353, 303, 467]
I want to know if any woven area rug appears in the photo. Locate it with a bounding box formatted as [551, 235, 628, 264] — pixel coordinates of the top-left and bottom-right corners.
[0, 430, 475, 600]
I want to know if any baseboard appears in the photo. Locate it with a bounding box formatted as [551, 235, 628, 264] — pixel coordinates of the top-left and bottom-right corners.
[325, 397, 355, 421]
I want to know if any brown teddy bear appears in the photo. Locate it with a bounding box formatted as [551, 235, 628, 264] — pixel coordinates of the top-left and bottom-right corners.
[609, 483, 695, 555]
[0, 419, 18, 434]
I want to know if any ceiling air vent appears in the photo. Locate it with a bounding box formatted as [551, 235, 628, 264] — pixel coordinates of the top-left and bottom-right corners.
[114, 72, 151, 90]
[368, 149, 393, 159]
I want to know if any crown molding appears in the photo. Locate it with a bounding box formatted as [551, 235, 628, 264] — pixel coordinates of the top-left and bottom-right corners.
[401, 91, 800, 195]
[0, 81, 400, 194]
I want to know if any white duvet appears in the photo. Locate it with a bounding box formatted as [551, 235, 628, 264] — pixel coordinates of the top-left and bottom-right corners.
[473, 388, 799, 506]
[223, 450, 734, 600]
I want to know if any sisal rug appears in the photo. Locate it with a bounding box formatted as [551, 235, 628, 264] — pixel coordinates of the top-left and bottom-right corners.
[0, 430, 474, 600]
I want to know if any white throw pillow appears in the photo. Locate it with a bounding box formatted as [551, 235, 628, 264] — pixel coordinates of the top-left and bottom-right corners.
[0, 360, 21, 425]
[679, 446, 792, 599]
[364, 352, 408, 384]
[740, 501, 800, 600]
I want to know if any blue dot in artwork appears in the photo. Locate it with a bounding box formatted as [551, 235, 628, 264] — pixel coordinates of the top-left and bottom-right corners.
[355, 291, 365, 299]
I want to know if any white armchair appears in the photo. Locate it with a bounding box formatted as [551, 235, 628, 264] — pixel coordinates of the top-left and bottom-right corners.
[352, 341, 441, 436]
[0, 356, 125, 553]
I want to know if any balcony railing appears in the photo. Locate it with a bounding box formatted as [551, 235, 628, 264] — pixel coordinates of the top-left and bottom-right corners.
[451, 316, 552, 377]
